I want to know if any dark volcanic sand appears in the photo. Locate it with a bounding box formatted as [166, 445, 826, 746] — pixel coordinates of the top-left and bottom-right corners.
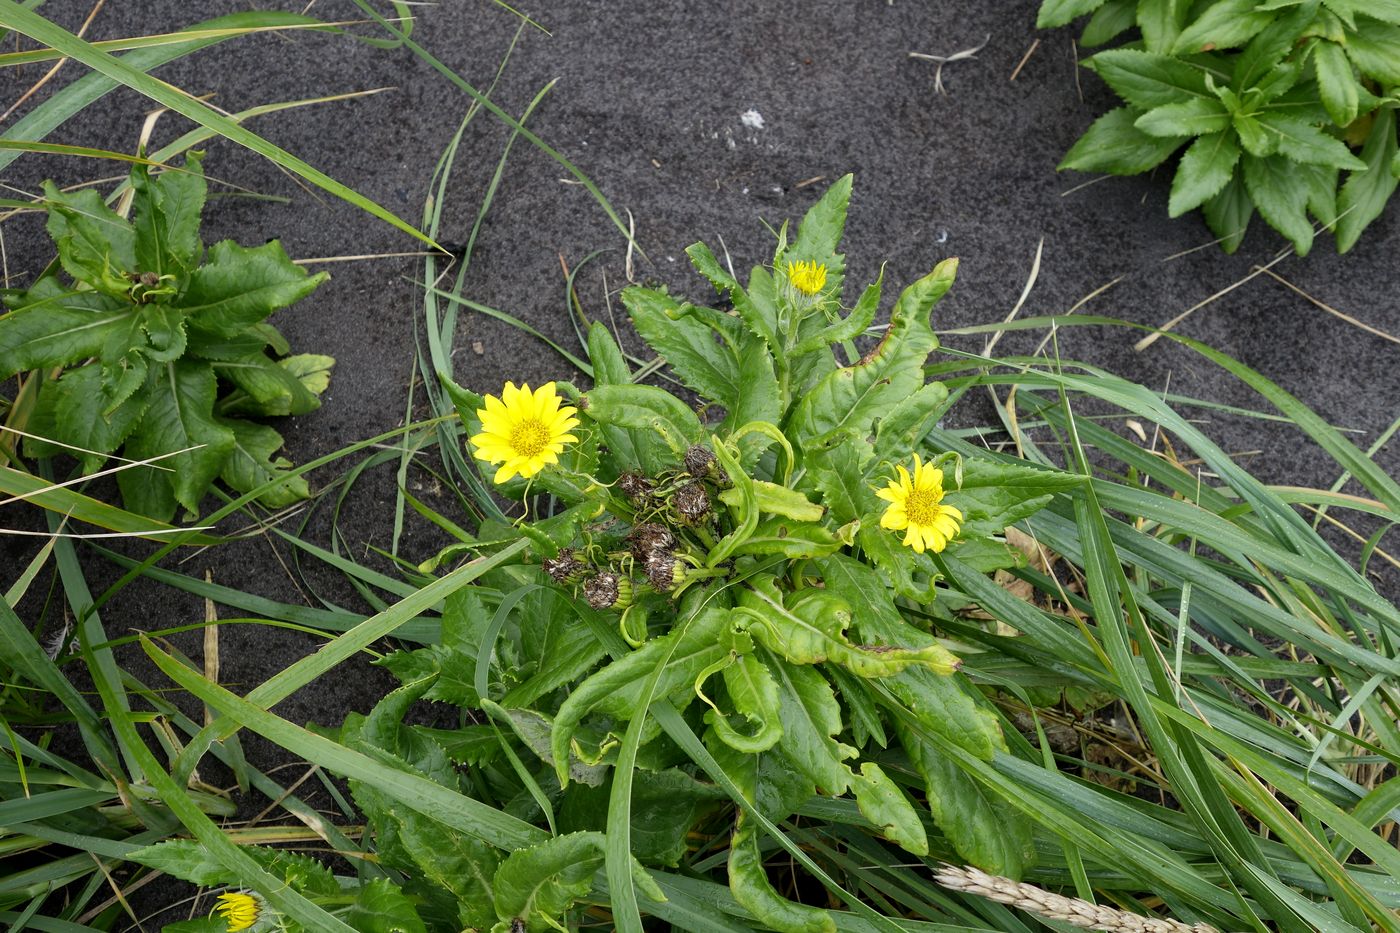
[2, 0, 1398, 926]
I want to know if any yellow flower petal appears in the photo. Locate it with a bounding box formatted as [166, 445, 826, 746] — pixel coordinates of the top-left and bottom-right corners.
[878, 457, 962, 554]
[469, 381, 581, 484]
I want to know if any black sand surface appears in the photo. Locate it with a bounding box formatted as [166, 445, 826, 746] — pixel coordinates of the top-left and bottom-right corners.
[3, 0, 1399, 926]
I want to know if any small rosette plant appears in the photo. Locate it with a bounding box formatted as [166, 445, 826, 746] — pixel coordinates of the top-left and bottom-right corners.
[307, 175, 1081, 933]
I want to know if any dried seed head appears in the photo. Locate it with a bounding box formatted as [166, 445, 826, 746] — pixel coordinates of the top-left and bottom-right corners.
[935, 865, 1218, 933]
[671, 482, 712, 525]
[542, 548, 586, 584]
[628, 522, 676, 561]
[645, 552, 686, 592]
[583, 572, 632, 610]
[617, 471, 655, 504]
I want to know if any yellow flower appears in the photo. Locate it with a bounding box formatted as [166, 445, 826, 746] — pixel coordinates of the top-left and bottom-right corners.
[215, 892, 261, 932]
[875, 454, 962, 554]
[786, 259, 828, 296]
[470, 381, 580, 484]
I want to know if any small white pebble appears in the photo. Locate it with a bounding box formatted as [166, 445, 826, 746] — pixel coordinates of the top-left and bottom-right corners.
[740, 109, 766, 130]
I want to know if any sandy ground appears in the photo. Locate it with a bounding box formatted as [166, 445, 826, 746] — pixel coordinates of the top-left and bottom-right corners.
[2, 0, 1399, 925]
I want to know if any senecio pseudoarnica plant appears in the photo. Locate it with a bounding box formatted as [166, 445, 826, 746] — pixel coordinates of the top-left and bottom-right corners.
[0, 151, 331, 521]
[401, 174, 1080, 933]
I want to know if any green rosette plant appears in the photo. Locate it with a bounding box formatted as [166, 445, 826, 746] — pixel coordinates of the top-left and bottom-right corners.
[0, 151, 332, 520]
[1039, 0, 1400, 254]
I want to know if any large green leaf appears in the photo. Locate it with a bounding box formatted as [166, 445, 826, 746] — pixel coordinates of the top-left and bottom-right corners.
[116, 360, 235, 518]
[1344, 19, 1400, 83]
[41, 183, 136, 297]
[1255, 113, 1366, 170]
[1169, 131, 1241, 217]
[1171, 0, 1273, 54]
[215, 352, 331, 417]
[581, 383, 705, 474]
[217, 418, 309, 507]
[1135, 98, 1230, 137]
[1058, 107, 1186, 174]
[1087, 50, 1210, 108]
[1037, 0, 1109, 29]
[786, 259, 956, 444]
[131, 150, 207, 276]
[180, 240, 327, 336]
[1336, 108, 1398, 252]
[43, 362, 151, 472]
[1136, 0, 1189, 53]
[1312, 40, 1360, 127]
[492, 831, 662, 933]
[1242, 152, 1314, 255]
[1202, 171, 1254, 252]
[346, 878, 427, 933]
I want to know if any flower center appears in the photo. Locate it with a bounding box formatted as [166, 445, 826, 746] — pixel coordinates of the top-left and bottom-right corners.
[905, 489, 941, 526]
[510, 419, 551, 457]
[787, 260, 827, 296]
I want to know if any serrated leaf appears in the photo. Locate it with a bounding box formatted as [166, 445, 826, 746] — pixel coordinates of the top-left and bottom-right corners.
[897, 721, 1035, 877]
[787, 259, 955, 443]
[872, 381, 951, 464]
[1059, 107, 1187, 174]
[1337, 108, 1399, 252]
[1313, 40, 1360, 127]
[372, 805, 499, 930]
[0, 289, 137, 378]
[581, 383, 704, 474]
[1299, 162, 1340, 230]
[1170, 131, 1242, 217]
[140, 303, 187, 362]
[849, 761, 929, 856]
[1037, 0, 1108, 29]
[346, 878, 428, 933]
[819, 554, 1004, 760]
[117, 360, 235, 519]
[1136, 0, 1189, 52]
[1233, 113, 1277, 157]
[942, 458, 1082, 538]
[1232, 0, 1319, 91]
[127, 839, 338, 896]
[1081, 0, 1137, 47]
[785, 172, 851, 297]
[1243, 152, 1315, 254]
[1087, 49, 1210, 109]
[719, 480, 824, 521]
[132, 150, 206, 276]
[728, 516, 842, 559]
[492, 831, 662, 933]
[1256, 112, 1367, 169]
[804, 436, 877, 525]
[685, 240, 741, 295]
[218, 418, 310, 507]
[217, 352, 331, 417]
[46, 363, 151, 472]
[551, 605, 729, 786]
[1344, 19, 1400, 83]
[1171, 0, 1273, 54]
[1135, 98, 1230, 137]
[790, 272, 882, 356]
[180, 239, 327, 336]
[41, 182, 135, 297]
[1202, 172, 1255, 252]
[771, 659, 856, 796]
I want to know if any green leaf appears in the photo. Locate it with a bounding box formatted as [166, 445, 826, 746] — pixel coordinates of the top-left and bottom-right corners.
[128, 839, 339, 896]
[732, 266, 781, 352]
[346, 878, 428, 933]
[1232, 0, 1319, 91]
[43, 363, 150, 472]
[583, 322, 643, 478]
[550, 606, 729, 786]
[787, 259, 955, 443]
[41, 182, 136, 297]
[1242, 152, 1315, 254]
[0, 288, 137, 379]
[1081, 0, 1137, 47]
[786, 172, 852, 294]
[789, 272, 882, 356]
[625, 770, 726, 867]
[942, 457, 1082, 538]
[897, 721, 1034, 877]
[1202, 171, 1255, 252]
[707, 651, 784, 754]
[1256, 112, 1367, 169]
[218, 418, 310, 507]
[1344, 19, 1400, 83]
[1058, 107, 1186, 174]
[1299, 162, 1340, 230]
[1135, 98, 1230, 137]
[1037, 0, 1109, 29]
[1337, 107, 1398, 252]
[736, 579, 960, 678]
[582, 383, 705, 474]
[1233, 113, 1277, 157]
[1170, 131, 1242, 217]
[1086, 50, 1210, 109]
[180, 239, 327, 336]
[117, 360, 235, 519]
[1313, 41, 1360, 127]
[771, 659, 856, 796]
[719, 480, 824, 521]
[492, 831, 662, 933]
[132, 150, 206, 276]
[685, 241, 741, 296]
[872, 381, 951, 464]
[1171, 0, 1273, 54]
[1136, 0, 1189, 53]
[728, 516, 842, 559]
[848, 761, 928, 856]
[217, 352, 332, 417]
[819, 555, 1003, 760]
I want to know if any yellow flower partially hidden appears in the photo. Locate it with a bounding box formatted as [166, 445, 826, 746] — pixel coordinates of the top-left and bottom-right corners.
[876, 454, 963, 554]
[786, 259, 828, 296]
[470, 381, 580, 484]
[215, 892, 261, 932]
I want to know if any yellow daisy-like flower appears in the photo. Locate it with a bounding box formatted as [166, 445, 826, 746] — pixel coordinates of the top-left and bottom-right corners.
[215, 892, 261, 932]
[786, 259, 828, 296]
[875, 454, 963, 554]
[469, 381, 580, 484]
